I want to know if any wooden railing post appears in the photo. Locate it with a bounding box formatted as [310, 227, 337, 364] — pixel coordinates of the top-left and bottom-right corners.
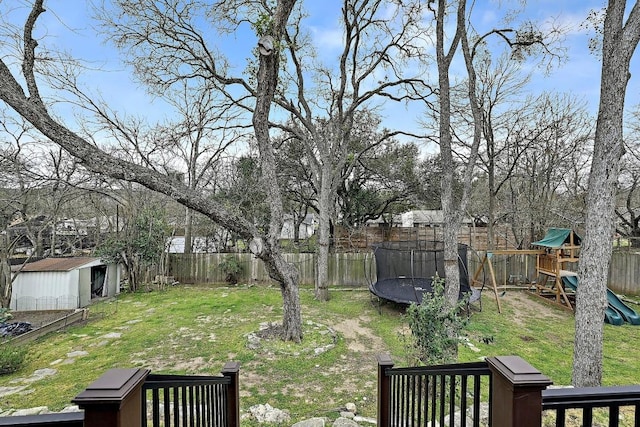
[377, 354, 394, 427]
[222, 361, 240, 427]
[72, 368, 150, 427]
[486, 356, 552, 427]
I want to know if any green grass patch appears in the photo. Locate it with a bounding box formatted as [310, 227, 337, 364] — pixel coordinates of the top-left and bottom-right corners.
[0, 286, 639, 423]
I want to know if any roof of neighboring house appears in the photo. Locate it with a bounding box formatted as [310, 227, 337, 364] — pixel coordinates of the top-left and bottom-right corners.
[18, 257, 103, 272]
[401, 210, 474, 225]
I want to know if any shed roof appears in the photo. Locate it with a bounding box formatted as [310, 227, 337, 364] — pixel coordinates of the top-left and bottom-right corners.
[532, 228, 582, 248]
[19, 257, 102, 272]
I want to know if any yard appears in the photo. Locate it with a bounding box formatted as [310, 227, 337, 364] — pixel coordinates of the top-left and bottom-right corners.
[0, 285, 639, 424]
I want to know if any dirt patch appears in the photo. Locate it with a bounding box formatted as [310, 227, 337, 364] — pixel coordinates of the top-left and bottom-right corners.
[501, 291, 567, 326]
[333, 316, 385, 353]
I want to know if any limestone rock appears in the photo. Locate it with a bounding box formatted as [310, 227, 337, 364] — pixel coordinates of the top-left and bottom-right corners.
[12, 407, 49, 416]
[345, 402, 357, 414]
[291, 417, 327, 427]
[247, 403, 290, 424]
[332, 417, 360, 427]
[353, 416, 376, 425]
[101, 332, 122, 339]
[66, 351, 89, 358]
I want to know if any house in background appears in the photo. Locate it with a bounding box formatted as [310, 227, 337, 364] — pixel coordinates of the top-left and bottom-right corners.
[400, 210, 474, 227]
[11, 257, 121, 311]
[280, 214, 317, 240]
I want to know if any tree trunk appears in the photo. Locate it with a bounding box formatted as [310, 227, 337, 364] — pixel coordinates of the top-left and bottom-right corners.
[436, 0, 462, 308]
[315, 175, 332, 301]
[258, 243, 302, 341]
[573, 0, 640, 387]
[251, 0, 302, 339]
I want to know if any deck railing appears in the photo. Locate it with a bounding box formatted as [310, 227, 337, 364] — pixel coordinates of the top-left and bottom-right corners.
[378, 355, 553, 427]
[377, 354, 492, 427]
[142, 362, 239, 427]
[2, 356, 640, 427]
[542, 385, 640, 426]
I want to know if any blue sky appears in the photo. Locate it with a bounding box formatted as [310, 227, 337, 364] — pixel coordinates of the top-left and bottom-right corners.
[3, 0, 639, 142]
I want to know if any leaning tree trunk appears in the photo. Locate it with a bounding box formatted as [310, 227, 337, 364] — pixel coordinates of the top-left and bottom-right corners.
[573, 0, 640, 387]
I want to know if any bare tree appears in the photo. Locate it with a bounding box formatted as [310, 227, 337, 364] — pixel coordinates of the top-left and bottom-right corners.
[615, 108, 640, 238]
[574, 0, 640, 387]
[468, 92, 592, 247]
[430, 0, 564, 308]
[161, 82, 247, 254]
[273, 0, 432, 301]
[0, 0, 304, 341]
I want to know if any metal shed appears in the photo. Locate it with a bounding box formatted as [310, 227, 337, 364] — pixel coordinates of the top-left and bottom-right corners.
[10, 257, 121, 311]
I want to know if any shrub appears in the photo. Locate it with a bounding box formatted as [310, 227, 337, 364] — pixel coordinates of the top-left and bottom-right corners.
[0, 308, 12, 323]
[405, 276, 468, 366]
[0, 344, 27, 375]
[217, 255, 243, 285]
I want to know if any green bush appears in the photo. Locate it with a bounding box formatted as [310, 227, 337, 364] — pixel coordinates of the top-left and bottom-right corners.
[0, 343, 27, 375]
[217, 255, 243, 285]
[405, 276, 468, 366]
[0, 308, 12, 323]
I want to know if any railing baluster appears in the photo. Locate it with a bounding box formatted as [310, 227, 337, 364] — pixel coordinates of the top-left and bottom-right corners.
[472, 374, 480, 427]
[555, 407, 565, 427]
[400, 373, 405, 426]
[609, 405, 619, 427]
[181, 385, 188, 426]
[583, 407, 593, 426]
[413, 374, 418, 425]
[416, 375, 423, 427]
[152, 388, 160, 427]
[461, 375, 468, 427]
[448, 375, 456, 427]
[423, 375, 430, 426]
[430, 374, 437, 427]
[390, 375, 396, 426]
[439, 374, 446, 426]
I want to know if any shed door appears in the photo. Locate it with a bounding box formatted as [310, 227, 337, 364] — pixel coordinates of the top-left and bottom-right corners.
[78, 268, 91, 308]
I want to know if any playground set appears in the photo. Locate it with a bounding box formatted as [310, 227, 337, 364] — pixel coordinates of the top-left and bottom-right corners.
[471, 228, 640, 326]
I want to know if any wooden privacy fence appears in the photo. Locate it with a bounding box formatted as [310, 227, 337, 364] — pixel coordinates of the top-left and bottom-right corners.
[169, 252, 373, 287]
[168, 251, 640, 295]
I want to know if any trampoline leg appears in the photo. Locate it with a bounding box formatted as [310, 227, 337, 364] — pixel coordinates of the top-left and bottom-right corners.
[370, 294, 382, 315]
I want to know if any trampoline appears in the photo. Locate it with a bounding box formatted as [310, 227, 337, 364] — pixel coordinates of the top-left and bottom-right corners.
[369, 241, 481, 305]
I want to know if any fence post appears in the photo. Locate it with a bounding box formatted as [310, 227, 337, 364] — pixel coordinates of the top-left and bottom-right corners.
[377, 354, 394, 427]
[486, 356, 552, 427]
[222, 361, 241, 427]
[72, 368, 150, 427]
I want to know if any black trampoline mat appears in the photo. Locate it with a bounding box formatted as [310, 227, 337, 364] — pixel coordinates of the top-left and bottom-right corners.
[371, 277, 433, 304]
[370, 277, 480, 305]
